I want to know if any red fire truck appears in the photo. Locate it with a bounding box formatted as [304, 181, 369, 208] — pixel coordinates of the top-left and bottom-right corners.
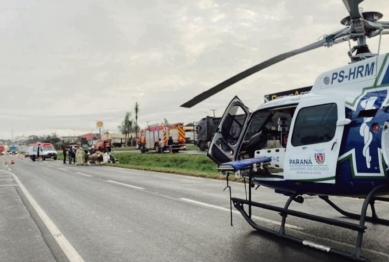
[137, 123, 186, 153]
[0, 143, 4, 155]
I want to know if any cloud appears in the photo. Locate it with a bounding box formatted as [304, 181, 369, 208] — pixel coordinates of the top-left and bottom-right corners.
[1, 0, 389, 139]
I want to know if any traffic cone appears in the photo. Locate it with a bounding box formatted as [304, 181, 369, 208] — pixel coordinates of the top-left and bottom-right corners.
[11, 159, 14, 164]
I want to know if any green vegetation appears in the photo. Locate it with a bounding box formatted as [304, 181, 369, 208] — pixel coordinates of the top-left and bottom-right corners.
[56, 151, 240, 180]
[184, 144, 197, 151]
[111, 146, 137, 152]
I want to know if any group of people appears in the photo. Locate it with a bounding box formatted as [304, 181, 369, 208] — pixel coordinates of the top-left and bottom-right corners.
[62, 145, 117, 165]
[157, 136, 174, 153]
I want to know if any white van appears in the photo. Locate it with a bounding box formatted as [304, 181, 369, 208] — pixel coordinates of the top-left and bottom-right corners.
[28, 143, 57, 161]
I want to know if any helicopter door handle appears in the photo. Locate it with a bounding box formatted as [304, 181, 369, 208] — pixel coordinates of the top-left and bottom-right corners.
[331, 142, 337, 150]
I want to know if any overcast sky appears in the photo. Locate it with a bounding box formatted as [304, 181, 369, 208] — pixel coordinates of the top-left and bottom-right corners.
[1, 0, 389, 139]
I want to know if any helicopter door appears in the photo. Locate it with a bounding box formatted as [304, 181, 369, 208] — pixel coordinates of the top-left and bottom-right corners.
[208, 96, 250, 165]
[284, 97, 347, 184]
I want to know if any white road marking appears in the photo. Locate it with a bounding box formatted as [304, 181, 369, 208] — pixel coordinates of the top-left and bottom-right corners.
[8, 167, 11, 171]
[297, 229, 389, 258]
[57, 168, 68, 171]
[180, 198, 303, 230]
[0, 184, 18, 187]
[75, 172, 92, 178]
[0, 170, 84, 262]
[106, 180, 144, 190]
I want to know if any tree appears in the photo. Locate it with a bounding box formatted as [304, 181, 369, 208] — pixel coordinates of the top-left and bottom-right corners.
[118, 112, 133, 146]
[134, 102, 139, 138]
[163, 118, 169, 126]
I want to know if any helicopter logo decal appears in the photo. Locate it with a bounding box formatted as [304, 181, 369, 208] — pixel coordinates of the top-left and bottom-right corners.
[339, 88, 388, 177]
[359, 96, 378, 168]
[315, 153, 325, 164]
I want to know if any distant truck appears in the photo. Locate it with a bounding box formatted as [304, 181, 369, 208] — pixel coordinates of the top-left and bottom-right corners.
[195, 86, 312, 151]
[184, 126, 197, 144]
[195, 116, 222, 151]
[137, 122, 186, 153]
[96, 139, 112, 152]
[9, 144, 18, 154]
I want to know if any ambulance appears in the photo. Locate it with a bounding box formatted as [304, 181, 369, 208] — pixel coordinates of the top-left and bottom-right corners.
[28, 142, 57, 161]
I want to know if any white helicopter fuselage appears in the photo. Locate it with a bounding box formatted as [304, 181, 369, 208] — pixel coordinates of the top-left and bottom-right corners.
[209, 53, 389, 195]
[248, 53, 389, 188]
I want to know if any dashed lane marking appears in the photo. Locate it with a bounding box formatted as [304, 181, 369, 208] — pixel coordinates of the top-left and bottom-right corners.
[75, 172, 92, 178]
[106, 180, 144, 190]
[180, 198, 303, 230]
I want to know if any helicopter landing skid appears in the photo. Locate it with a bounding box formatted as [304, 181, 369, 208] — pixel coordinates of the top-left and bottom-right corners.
[231, 177, 389, 261]
[319, 195, 389, 226]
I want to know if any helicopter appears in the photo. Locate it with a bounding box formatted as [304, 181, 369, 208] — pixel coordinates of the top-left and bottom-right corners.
[181, 0, 389, 261]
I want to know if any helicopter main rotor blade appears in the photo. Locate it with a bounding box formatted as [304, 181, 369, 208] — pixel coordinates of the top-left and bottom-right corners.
[342, 0, 363, 19]
[181, 35, 340, 108]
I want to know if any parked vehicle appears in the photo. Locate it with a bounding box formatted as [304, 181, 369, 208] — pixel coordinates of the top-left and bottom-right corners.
[0, 143, 4, 155]
[184, 125, 197, 144]
[96, 139, 112, 152]
[9, 144, 18, 154]
[195, 116, 222, 151]
[137, 122, 186, 153]
[28, 142, 57, 161]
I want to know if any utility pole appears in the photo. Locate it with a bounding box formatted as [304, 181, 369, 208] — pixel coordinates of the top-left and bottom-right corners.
[211, 109, 216, 117]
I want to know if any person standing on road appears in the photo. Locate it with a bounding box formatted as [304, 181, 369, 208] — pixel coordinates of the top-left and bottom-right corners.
[68, 146, 75, 164]
[168, 136, 173, 154]
[159, 138, 164, 153]
[75, 146, 85, 165]
[62, 145, 67, 164]
[36, 143, 42, 159]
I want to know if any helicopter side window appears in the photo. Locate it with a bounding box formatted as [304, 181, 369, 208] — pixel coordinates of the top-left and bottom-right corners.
[221, 106, 246, 145]
[292, 103, 337, 147]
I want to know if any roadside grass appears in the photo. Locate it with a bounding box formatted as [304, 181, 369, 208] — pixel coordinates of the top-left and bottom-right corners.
[56, 152, 241, 181]
[184, 144, 198, 151]
[111, 144, 199, 151]
[111, 146, 137, 151]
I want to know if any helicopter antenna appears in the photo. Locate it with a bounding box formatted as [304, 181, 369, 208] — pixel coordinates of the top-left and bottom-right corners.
[181, 0, 389, 108]
[377, 29, 383, 54]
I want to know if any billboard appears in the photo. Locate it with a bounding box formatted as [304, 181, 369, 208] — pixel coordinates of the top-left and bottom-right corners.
[264, 86, 312, 103]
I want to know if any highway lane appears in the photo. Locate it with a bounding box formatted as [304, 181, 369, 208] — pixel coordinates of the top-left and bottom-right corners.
[1, 155, 388, 261]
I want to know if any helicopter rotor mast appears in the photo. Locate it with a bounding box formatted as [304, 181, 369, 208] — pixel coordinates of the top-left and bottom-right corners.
[181, 0, 389, 108]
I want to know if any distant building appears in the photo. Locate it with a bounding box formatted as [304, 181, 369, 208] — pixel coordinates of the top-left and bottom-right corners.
[101, 133, 135, 146]
[79, 133, 100, 146]
[59, 136, 79, 144]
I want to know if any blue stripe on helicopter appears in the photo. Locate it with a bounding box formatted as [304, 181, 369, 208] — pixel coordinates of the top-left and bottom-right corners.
[382, 65, 389, 85]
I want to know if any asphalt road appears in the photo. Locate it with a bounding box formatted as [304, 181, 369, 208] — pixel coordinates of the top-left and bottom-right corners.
[1, 155, 388, 262]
